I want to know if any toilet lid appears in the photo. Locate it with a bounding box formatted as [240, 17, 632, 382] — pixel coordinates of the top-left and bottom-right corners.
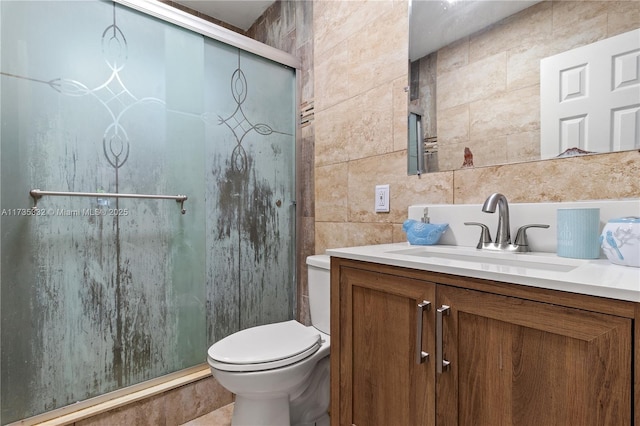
[208, 320, 321, 366]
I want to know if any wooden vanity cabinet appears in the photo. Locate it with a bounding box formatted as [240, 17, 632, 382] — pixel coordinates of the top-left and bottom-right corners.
[330, 258, 635, 426]
[437, 285, 631, 426]
[331, 262, 436, 425]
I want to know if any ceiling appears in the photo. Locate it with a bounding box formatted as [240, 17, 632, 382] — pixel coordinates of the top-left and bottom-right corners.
[175, 0, 276, 31]
[175, 1, 541, 61]
[410, 0, 540, 60]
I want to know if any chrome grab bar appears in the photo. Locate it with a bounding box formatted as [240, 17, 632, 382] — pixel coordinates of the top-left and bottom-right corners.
[29, 189, 188, 214]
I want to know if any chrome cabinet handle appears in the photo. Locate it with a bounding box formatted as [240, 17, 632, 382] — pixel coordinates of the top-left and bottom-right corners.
[416, 300, 431, 364]
[436, 305, 451, 373]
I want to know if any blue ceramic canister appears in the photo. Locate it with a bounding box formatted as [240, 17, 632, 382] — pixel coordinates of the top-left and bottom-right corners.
[557, 208, 600, 259]
[600, 217, 640, 267]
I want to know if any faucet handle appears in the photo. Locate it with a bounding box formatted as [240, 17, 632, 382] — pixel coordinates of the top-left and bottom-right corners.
[514, 224, 550, 248]
[464, 222, 492, 249]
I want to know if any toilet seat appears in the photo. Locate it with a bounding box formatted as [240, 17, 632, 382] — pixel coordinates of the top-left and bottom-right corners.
[208, 320, 321, 372]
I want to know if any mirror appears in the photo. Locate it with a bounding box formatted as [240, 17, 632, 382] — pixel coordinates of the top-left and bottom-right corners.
[408, 0, 640, 174]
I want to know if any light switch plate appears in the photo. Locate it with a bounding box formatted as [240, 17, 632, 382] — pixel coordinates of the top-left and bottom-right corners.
[375, 184, 390, 213]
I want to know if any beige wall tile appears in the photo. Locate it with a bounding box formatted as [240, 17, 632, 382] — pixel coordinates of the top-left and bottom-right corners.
[345, 84, 395, 161]
[551, 1, 609, 32]
[437, 52, 507, 111]
[436, 37, 469, 75]
[313, 1, 359, 56]
[316, 221, 401, 253]
[438, 104, 469, 145]
[392, 223, 408, 243]
[469, 1, 552, 63]
[438, 141, 468, 172]
[315, 162, 349, 222]
[347, 151, 454, 224]
[507, 131, 541, 164]
[347, 151, 407, 223]
[75, 377, 233, 426]
[165, 377, 233, 425]
[315, 84, 396, 166]
[401, 170, 455, 205]
[439, 138, 508, 171]
[393, 76, 410, 152]
[607, 1, 640, 36]
[346, 222, 396, 247]
[469, 84, 539, 140]
[181, 403, 234, 426]
[506, 41, 552, 91]
[315, 222, 351, 253]
[314, 101, 350, 166]
[466, 136, 509, 169]
[453, 150, 640, 204]
[550, 13, 608, 55]
[75, 395, 166, 426]
[347, 2, 407, 97]
[314, 43, 350, 111]
[314, 0, 393, 56]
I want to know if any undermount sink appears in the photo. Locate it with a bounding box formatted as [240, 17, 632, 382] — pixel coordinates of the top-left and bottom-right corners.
[386, 246, 585, 273]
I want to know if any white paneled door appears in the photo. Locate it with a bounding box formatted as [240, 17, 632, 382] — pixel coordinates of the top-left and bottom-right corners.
[540, 28, 640, 159]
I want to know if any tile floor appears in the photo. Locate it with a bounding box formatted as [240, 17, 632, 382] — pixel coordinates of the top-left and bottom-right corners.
[180, 403, 233, 426]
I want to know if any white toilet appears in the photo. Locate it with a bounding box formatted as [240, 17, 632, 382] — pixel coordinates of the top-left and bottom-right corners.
[207, 255, 331, 426]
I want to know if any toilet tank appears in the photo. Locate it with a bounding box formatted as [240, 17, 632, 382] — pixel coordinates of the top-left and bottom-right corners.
[306, 255, 330, 335]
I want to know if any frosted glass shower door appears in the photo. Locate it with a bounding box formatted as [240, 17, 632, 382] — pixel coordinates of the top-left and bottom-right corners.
[0, 1, 296, 423]
[204, 41, 296, 342]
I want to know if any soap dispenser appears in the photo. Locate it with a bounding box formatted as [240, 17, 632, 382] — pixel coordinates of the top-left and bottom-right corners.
[421, 207, 430, 223]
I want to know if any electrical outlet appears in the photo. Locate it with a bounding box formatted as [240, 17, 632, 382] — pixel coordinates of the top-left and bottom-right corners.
[375, 184, 390, 213]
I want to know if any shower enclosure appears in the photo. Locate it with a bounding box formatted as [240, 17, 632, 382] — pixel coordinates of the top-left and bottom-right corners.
[0, 1, 297, 423]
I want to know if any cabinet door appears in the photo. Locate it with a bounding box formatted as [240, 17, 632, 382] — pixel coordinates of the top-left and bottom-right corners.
[336, 266, 436, 426]
[436, 285, 632, 426]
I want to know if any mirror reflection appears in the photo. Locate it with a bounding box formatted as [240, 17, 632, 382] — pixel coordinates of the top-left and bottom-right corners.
[408, 0, 640, 174]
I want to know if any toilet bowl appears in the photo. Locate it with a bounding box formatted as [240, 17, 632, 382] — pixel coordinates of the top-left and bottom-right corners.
[207, 255, 331, 426]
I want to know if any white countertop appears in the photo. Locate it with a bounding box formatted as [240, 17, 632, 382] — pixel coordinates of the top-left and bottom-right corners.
[326, 242, 640, 302]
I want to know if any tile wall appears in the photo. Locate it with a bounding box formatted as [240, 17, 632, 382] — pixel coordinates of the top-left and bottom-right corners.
[71, 376, 232, 426]
[314, 0, 640, 254]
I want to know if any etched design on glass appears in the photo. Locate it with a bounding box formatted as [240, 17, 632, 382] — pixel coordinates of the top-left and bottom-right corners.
[217, 54, 291, 173]
[0, 4, 170, 387]
[1, 4, 165, 173]
[1, 12, 288, 177]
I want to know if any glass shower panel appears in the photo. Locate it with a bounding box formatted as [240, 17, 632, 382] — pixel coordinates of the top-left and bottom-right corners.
[0, 2, 207, 421]
[204, 41, 296, 342]
[0, 1, 295, 423]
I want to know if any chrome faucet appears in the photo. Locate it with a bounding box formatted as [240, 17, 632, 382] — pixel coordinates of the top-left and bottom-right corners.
[482, 192, 511, 246]
[465, 193, 549, 252]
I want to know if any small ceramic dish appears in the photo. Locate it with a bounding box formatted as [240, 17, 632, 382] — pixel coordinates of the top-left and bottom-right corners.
[402, 219, 449, 245]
